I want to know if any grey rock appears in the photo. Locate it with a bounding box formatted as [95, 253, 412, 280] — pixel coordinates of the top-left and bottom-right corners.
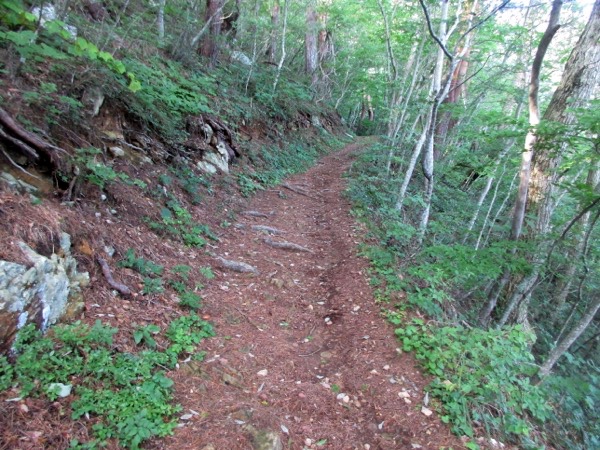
[109, 146, 125, 158]
[0, 172, 39, 195]
[0, 233, 89, 350]
[244, 425, 283, 450]
[197, 160, 217, 174]
[204, 151, 228, 173]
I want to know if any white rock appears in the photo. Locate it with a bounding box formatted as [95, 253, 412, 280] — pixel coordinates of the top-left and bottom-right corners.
[257, 369, 268, 377]
[421, 406, 433, 417]
[231, 50, 252, 66]
[398, 391, 411, 398]
[47, 383, 72, 398]
[109, 146, 125, 157]
[197, 160, 218, 174]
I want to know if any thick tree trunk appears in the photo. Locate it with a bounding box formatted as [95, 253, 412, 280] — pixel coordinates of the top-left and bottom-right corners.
[502, 0, 599, 324]
[199, 0, 224, 65]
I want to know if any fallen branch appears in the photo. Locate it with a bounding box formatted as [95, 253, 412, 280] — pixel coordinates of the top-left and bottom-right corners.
[263, 238, 312, 253]
[215, 256, 259, 274]
[96, 256, 132, 296]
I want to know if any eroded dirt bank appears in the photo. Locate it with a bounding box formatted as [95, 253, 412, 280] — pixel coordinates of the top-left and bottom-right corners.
[163, 141, 465, 450]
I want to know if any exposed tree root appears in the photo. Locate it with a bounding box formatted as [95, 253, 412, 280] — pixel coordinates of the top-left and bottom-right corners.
[96, 256, 132, 296]
[263, 237, 312, 253]
[0, 106, 67, 170]
[241, 210, 272, 218]
[252, 225, 286, 235]
[214, 256, 259, 274]
[282, 183, 317, 199]
[234, 224, 286, 235]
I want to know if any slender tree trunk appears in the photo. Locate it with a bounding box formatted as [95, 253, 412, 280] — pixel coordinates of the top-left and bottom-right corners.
[386, 38, 424, 174]
[479, 0, 562, 326]
[272, 0, 289, 94]
[158, 0, 166, 42]
[305, 1, 319, 86]
[511, 0, 563, 242]
[267, 0, 280, 63]
[549, 166, 599, 324]
[502, 0, 599, 324]
[538, 296, 600, 377]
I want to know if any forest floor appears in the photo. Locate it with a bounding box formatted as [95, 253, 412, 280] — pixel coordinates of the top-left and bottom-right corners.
[0, 139, 468, 450]
[160, 141, 466, 450]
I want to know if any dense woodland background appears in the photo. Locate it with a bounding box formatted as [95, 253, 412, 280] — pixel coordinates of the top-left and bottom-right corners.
[0, 0, 598, 449]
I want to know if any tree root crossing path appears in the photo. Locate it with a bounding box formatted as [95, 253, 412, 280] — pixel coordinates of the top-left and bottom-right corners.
[164, 141, 464, 450]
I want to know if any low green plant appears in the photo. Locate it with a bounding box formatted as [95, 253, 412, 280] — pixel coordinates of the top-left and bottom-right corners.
[199, 266, 215, 280]
[395, 319, 551, 444]
[133, 324, 160, 349]
[2, 315, 214, 449]
[118, 249, 164, 277]
[142, 277, 164, 295]
[178, 291, 203, 310]
[0, 1, 140, 91]
[146, 199, 216, 247]
[165, 314, 215, 360]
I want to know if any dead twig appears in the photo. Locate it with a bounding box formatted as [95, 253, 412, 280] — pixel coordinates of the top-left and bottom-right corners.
[96, 256, 132, 296]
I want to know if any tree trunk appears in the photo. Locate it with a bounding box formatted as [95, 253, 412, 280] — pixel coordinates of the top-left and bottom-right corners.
[267, 0, 280, 64]
[502, 0, 599, 324]
[305, 2, 319, 85]
[538, 296, 600, 378]
[272, 0, 289, 94]
[199, 0, 224, 65]
[510, 0, 563, 242]
[158, 0, 165, 42]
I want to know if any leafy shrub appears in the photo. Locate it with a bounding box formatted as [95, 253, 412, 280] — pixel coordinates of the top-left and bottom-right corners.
[118, 249, 164, 277]
[395, 319, 551, 445]
[2, 316, 214, 449]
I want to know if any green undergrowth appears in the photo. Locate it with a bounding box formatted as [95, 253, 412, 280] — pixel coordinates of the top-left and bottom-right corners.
[345, 142, 562, 449]
[0, 317, 214, 449]
[237, 134, 348, 197]
[396, 319, 550, 446]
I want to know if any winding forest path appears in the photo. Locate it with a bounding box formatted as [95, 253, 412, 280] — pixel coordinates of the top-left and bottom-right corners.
[164, 141, 465, 450]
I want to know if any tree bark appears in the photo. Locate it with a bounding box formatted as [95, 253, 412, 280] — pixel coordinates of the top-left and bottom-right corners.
[305, 1, 319, 85]
[502, 0, 599, 325]
[538, 296, 600, 378]
[199, 0, 224, 65]
[267, 0, 280, 64]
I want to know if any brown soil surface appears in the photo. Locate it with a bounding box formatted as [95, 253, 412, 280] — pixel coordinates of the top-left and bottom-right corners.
[160, 142, 465, 450]
[0, 139, 467, 450]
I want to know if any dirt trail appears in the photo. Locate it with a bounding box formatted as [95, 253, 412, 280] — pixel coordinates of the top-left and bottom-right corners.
[164, 141, 465, 450]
